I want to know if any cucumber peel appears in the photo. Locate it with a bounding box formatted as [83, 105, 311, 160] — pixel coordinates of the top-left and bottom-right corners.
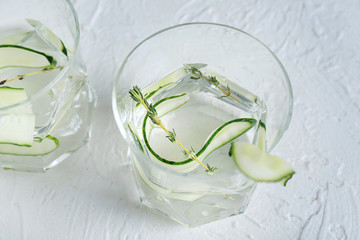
[135, 82, 172, 108]
[0, 44, 56, 69]
[128, 123, 144, 152]
[142, 94, 256, 172]
[257, 120, 266, 151]
[154, 93, 189, 117]
[135, 68, 187, 108]
[26, 19, 68, 56]
[0, 135, 59, 156]
[143, 68, 187, 96]
[229, 142, 294, 184]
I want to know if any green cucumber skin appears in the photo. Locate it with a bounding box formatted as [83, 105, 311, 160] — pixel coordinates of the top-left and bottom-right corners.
[152, 93, 187, 107]
[156, 93, 189, 118]
[259, 120, 266, 130]
[228, 143, 234, 157]
[282, 173, 294, 186]
[256, 120, 266, 151]
[128, 124, 145, 152]
[0, 86, 25, 91]
[145, 82, 172, 99]
[135, 82, 173, 107]
[0, 44, 57, 68]
[0, 142, 32, 147]
[141, 93, 256, 165]
[0, 135, 59, 156]
[60, 40, 68, 57]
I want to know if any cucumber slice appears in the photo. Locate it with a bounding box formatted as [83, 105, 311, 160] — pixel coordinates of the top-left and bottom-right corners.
[0, 32, 31, 45]
[143, 94, 256, 172]
[0, 44, 56, 69]
[0, 87, 35, 146]
[155, 93, 189, 117]
[128, 123, 144, 152]
[26, 19, 68, 56]
[0, 114, 35, 147]
[0, 86, 32, 110]
[0, 135, 59, 156]
[135, 82, 172, 107]
[145, 68, 187, 96]
[135, 68, 188, 108]
[257, 120, 266, 151]
[229, 142, 294, 183]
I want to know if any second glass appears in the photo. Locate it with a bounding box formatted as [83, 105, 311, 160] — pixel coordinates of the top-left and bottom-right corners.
[0, 0, 95, 172]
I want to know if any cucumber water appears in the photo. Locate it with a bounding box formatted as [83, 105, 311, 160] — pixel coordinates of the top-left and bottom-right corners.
[0, 20, 94, 171]
[126, 64, 295, 226]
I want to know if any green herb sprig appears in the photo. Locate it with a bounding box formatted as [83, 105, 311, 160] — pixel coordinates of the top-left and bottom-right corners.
[205, 163, 217, 175]
[0, 66, 63, 86]
[185, 65, 239, 101]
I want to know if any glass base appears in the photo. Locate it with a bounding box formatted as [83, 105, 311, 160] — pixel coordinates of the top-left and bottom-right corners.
[0, 83, 96, 172]
[131, 160, 256, 227]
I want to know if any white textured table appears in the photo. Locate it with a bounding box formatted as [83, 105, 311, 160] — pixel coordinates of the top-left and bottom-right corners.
[1, 0, 359, 239]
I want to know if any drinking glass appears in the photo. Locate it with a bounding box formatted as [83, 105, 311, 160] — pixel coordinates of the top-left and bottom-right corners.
[113, 23, 293, 226]
[0, 0, 95, 172]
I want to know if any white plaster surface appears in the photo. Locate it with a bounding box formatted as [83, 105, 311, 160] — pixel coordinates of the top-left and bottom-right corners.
[1, 0, 360, 239]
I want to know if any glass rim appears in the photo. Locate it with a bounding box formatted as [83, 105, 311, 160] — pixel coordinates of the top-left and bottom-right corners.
[113, 22, 293, 178]
[0, 0, 81, 112]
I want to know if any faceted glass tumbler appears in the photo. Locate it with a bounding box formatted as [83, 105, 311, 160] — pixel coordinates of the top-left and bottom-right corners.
[113, 23, 293, 226]
[0, 0, 96, 172]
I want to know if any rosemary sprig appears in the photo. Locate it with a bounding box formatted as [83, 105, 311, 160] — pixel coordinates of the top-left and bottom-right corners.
[205, 163, 217, 175]
[0, 66, 63, 86]
[130, 85, 214, 172]
[166, 129, 177, 143]
[185, 65, 240, 101]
